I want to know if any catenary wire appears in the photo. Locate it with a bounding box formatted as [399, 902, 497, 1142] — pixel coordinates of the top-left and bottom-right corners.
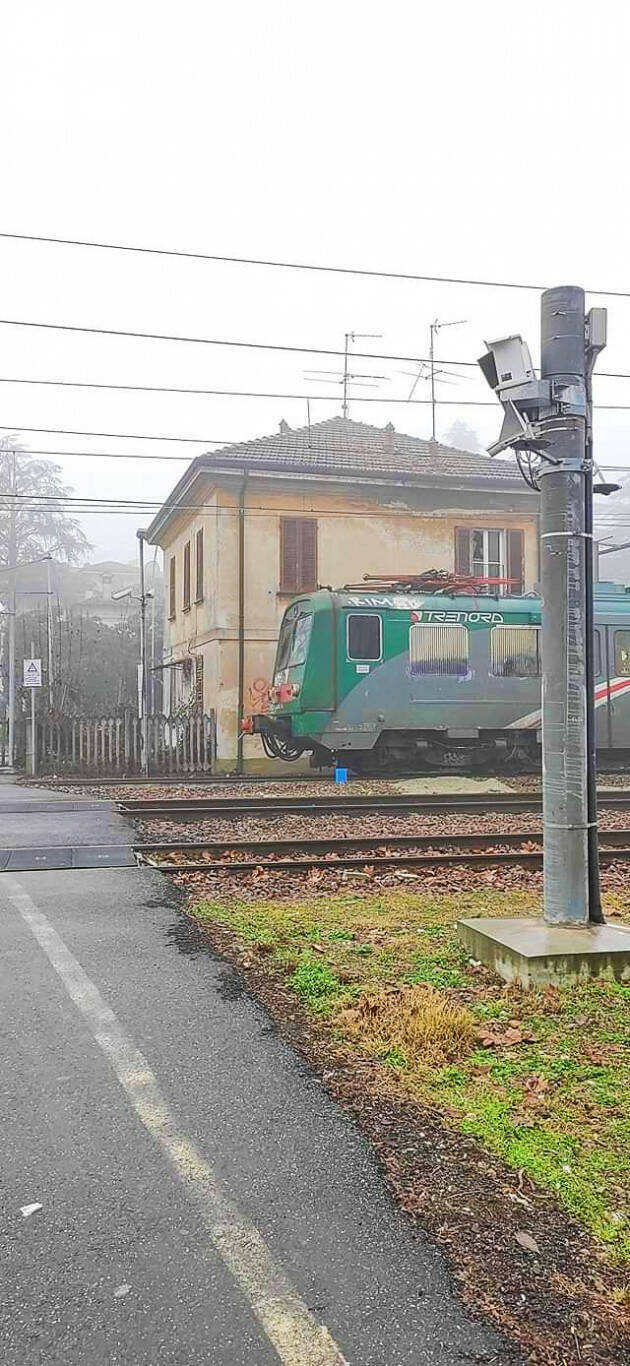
[0, 317, 481, 367]
[4, 228, 630, 299]
[0, 321, 628, 382]
[2, 374, 630, 403]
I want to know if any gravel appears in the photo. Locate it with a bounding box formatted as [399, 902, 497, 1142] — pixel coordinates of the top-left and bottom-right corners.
[133, 806, 630, 846]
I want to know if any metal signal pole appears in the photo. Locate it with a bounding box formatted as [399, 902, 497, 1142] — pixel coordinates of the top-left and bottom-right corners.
[7, 451, 17, 769]
[538, 286, 591, 925]
[137, 528, 149, 779]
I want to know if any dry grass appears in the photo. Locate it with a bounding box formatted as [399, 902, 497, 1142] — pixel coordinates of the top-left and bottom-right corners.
[338, 982, 476, 1068]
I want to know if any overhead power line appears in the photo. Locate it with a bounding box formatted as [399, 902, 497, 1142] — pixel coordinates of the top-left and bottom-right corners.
[2, 374, 630, 405]
[0, 320, 628, 382]
[0, 423, 227, 445]
[3, 228, 630, 299]
[0, 317, 477, 367]
[0, 376, 494, 405]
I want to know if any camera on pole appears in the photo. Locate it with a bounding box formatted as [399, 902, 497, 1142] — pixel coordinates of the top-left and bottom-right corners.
[478, 292, 606, 928]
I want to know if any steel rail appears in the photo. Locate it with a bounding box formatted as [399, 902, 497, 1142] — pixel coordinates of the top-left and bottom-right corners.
[133, 829, 630, 874]
[120, 788, 630, 819]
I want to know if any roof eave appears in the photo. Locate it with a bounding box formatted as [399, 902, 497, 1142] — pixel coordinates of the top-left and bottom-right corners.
[145, 457, 535, 544]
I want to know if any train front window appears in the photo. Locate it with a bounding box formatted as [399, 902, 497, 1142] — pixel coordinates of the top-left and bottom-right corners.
[289, 612, 313, 666]
[491, 626, 540, 677]
[615, 630, 630, 676]
[409, 623, 469, 676]
[275, 608, 313, 674]
[347, 613, 382, 661]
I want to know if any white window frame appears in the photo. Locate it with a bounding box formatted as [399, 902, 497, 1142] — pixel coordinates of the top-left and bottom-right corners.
[346, 613, 383, 663]
[470, 528, 506, 587]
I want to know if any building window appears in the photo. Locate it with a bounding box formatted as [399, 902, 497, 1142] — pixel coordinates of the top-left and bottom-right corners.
[347, 613, 382, 661]
[183, 540, 191, 611]
[491, 626, 541, 677]
[280, 518, 317, 594]
[409, 623, 469, 676]
[168, 555, 176, 619]
[455, 527, 524, 595]
[615, 630, 630, 676]
[195, 654, 204, 709]
[195, 528, 204, 602]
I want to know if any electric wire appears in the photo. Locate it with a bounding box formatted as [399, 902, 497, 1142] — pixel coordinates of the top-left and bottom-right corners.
[3, 228, 630, 299]
[0, 317, 476, 367]
[0, 322, 628, 381]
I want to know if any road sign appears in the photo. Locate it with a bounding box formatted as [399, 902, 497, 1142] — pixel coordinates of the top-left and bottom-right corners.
[23, 658, 42, 688]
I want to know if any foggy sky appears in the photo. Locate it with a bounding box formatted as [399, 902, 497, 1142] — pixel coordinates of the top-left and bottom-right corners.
[3, 2, 630, 564]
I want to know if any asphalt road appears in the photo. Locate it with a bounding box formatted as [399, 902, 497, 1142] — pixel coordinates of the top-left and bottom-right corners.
[0, 786, 518, 1365]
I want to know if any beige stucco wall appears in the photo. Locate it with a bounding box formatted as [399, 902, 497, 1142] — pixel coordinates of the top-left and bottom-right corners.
[157, 473, 539, 770]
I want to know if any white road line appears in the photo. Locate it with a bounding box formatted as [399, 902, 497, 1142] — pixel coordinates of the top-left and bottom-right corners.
[5, 876, 347, 1366]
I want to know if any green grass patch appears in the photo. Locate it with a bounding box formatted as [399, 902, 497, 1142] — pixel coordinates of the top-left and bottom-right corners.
[190, 884, 630, 1262]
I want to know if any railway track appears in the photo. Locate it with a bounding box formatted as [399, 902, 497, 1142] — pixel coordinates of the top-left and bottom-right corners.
[120, 788, 630, 819]
[134, 827, 630, 875]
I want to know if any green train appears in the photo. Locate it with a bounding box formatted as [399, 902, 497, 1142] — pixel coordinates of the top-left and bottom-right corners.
[243, 581, 630, 771]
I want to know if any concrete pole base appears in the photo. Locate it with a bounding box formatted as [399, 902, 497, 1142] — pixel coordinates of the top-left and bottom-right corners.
[457, 917, 630, 987]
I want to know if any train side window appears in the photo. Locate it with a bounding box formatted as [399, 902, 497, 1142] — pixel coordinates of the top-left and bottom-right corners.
[347, 613, 382, 661]
[491, 626, 540, 678]
[614, 630, 630, 677]
[409, 623, 469, 676]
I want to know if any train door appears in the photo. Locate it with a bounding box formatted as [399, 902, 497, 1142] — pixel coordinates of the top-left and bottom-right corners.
[605, 623, 630, 749]
[595, 626, 612, 750]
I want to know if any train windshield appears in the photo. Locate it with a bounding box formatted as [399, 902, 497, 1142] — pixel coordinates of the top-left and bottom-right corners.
[276, 606, 313, 672]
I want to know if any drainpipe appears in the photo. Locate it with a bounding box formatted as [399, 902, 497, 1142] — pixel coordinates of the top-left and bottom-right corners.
[236, 474, 248, 773]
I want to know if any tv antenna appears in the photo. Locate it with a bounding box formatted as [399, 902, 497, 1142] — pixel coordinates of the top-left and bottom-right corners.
[303, 331, 386, 418]
[406, 318, 467, 440]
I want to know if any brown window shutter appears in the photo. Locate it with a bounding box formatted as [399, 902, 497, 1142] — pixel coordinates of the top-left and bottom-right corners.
[454, 527, 471, 575]
[300, 520, 317, 590]
[183, 541, 191, 609]
[169, 555, 176, 618]
[280, 518, 298, 592]
[280, 518, 317, 592]
[195, 528, 204, 601]
[507, 529, 524, 595]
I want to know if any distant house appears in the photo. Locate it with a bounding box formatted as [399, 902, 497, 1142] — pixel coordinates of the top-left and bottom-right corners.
[145, 416, 539, 771]
[13, 558, 162, 628]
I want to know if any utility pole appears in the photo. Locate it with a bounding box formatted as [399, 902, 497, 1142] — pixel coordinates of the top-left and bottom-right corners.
[30, 638, 37, 777]
[538, 287, 591, 924]
[478, 286, 608, 928]
[137, 529, 149, 779]
[46, 556, 54, 713]
[7, 451, 16, 769]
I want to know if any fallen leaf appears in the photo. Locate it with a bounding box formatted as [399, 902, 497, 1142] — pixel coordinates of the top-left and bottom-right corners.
[515, 1230, 540, 1255]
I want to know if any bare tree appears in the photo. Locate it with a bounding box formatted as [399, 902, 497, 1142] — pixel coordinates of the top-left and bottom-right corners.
[0, 438, 91, 566]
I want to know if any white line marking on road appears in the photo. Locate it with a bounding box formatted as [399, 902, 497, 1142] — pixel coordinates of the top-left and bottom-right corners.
[5, 876, 348, 1366]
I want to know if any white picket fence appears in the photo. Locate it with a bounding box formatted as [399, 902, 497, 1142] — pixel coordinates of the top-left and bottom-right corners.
[26, 711, 216, 774]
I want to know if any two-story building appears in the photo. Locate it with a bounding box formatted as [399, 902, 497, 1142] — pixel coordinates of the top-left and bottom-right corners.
[145, 416, 539, 771]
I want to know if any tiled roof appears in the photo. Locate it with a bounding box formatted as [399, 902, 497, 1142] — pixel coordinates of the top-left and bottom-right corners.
[199, 416, 525, 486]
